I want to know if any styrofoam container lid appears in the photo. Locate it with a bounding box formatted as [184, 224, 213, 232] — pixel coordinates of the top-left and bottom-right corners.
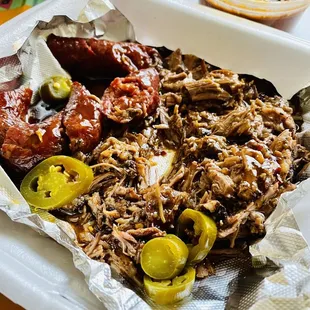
[1, 0, 310, 309]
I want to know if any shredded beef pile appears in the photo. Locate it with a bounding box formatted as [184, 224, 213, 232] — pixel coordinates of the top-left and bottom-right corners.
[49, 48, 310, 285]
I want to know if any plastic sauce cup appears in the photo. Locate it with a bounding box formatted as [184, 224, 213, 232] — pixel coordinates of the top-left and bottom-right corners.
[204, 0, 310, 30]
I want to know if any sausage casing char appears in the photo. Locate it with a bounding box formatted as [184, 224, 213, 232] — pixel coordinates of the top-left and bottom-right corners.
[0, 64, 161, 170]
[63, 82, 103, 154]
[0, 87, 32, 145]
[1, 113, 64, 171]
[47, 34, 162, 78]
[101, 68, 160, 123]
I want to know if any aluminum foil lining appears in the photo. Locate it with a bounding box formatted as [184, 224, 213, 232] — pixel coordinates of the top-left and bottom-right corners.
[1, 1, 310, 309]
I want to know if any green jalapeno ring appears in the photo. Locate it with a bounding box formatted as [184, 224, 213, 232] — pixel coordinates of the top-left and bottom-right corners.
[177, 209, 217, 265]
[40, 76, 72, 104]
[20, 155, 94, 210]
[140, 234, 189, 280]
[144, 267, 196, 305]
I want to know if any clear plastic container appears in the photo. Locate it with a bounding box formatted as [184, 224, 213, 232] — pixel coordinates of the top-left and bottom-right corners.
[204, 0, 310, 30]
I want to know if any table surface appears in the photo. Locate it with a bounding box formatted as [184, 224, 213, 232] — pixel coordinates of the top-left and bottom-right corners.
[1, 1, 310, 310]
[0, 295, 22, 310]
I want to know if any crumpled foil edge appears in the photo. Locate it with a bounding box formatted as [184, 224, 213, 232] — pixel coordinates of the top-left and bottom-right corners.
[0, 1, 310, 309]
[0, 170, 150, 310]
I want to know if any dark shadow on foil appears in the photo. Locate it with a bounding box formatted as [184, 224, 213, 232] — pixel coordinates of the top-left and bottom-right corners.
[239, 74, 280, 97]
[191, 257, 257, 309]
[226, 260, 280, 310]
[290, 85, 310, 116]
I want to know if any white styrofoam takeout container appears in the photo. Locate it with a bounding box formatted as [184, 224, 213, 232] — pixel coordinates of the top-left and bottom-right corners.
[1, 0, 310, 309]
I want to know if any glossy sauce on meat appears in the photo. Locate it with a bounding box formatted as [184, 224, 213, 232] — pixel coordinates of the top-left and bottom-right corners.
[63, 82, 103, 153]
[1, 113, 64, 171]
[47, 34, 162, 78]
[0, 87, 32, 145]
[0, 87, 32, 119]
[102, 68, 160, 123]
